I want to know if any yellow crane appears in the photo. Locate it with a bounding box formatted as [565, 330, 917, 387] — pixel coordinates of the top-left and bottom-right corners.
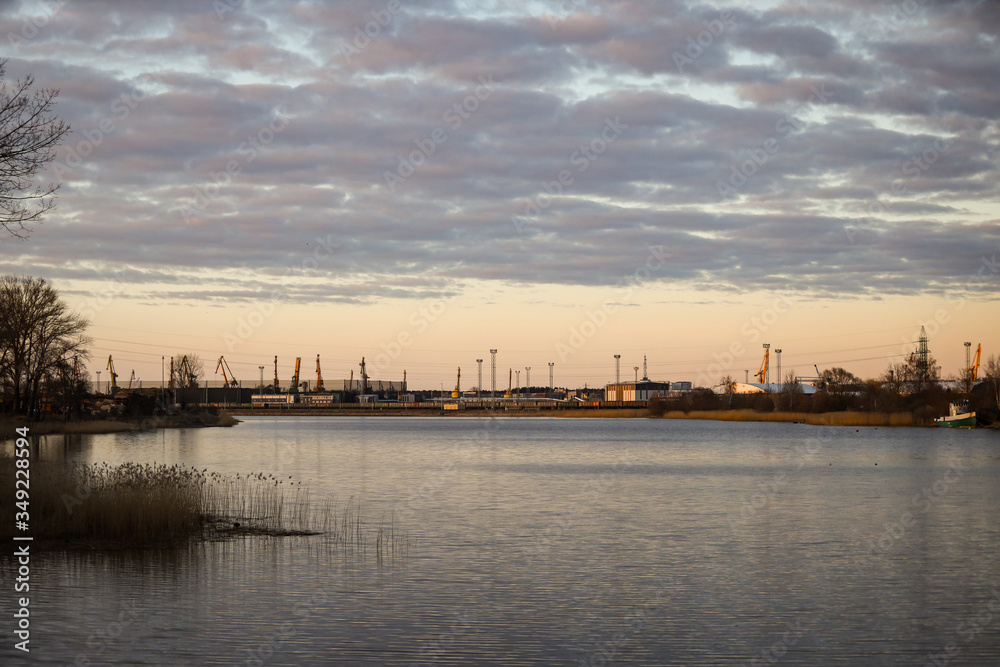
[215, 356, 239, 387]
[754, 348, 769, 384]
[106, 355, 119, 392]
[968, 343, 981, 382]
[315, 355, 325, 391]
[290, 357, 301, 393]
[452, 367, 461, 398]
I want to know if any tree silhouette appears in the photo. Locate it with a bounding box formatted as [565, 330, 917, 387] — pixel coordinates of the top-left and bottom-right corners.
[0, 60, 69, 239]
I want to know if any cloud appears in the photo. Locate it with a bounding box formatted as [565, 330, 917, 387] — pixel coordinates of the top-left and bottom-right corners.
[0, 0, 996, 305]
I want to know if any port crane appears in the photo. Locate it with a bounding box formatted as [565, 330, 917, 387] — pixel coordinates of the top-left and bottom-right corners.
[452, 367, 461, 398]
[315, 355, 325, 391]
[290, 357, 302, 393]
[753, 348, 769, 384]
[106, 355, 119, 392]
[178, 355, 197, 388]
[215, 356, 239, 387]
[967, 343, 981, 382]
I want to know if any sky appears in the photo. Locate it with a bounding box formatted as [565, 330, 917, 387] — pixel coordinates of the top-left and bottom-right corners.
[1, 0, 998, 391]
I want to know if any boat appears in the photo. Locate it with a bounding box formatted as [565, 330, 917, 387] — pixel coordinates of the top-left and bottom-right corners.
[935, 401, 977, 428]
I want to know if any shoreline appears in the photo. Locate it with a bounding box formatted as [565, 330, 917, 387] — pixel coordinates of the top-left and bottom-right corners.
[227, 407, 939, 427]
[7, 409, 994, 433]
[1, 412, 239, 438]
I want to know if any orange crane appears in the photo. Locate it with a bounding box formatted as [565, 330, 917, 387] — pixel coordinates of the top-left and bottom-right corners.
[290, 357, 301, 393]
[452, 367, 461, 398]
[754, 348, 769, 384]
[315, 355, 325, 391]
[968, 343, 981, 382]
[215, 356, 239, 387]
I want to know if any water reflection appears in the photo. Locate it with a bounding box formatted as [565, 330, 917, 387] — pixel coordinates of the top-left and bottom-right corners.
[1, 418, 998, 665]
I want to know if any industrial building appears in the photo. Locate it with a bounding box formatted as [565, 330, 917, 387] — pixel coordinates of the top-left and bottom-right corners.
[605, 381, 672, 402]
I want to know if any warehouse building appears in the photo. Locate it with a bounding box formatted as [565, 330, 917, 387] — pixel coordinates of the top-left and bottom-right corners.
[605, 381, 672, 402]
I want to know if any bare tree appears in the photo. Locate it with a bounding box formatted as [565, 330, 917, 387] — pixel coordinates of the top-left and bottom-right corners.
[778, 369, 803, 411]
[171, 353, 204, 388]
[720, 374, 736, 407]
[984, 354, 1000, 410]
[0, 60, 69, 239]
[0, 275, 90, 416]
[820, 367, 859, 395]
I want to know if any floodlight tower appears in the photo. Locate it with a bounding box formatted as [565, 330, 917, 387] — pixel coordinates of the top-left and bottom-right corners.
[548, 362, 554, 396]
[477, 359, 483, 399]
[490, 349, 497, 398]
[525, 367, 531, 396]
[775, 349, 782, 387]
[614, 354, 621, 384]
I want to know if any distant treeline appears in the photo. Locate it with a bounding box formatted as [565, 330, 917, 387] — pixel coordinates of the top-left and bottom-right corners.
[648, 380, 1000, 426]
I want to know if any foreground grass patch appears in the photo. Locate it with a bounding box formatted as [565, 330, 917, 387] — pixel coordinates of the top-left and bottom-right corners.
[0, 460, 406, 556]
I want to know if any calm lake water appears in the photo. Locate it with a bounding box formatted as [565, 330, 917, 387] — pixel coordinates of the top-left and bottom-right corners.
[4, 416, 1000, 665]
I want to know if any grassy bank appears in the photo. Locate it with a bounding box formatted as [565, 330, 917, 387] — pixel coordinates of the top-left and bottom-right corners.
[553, 408, 650, 418]
[658, 409, 917, 426]
[0, 459, 405, 555]
[0, 412, 239, 438]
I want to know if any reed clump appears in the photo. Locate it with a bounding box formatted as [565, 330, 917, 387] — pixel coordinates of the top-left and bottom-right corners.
[0, 460, 407, 557]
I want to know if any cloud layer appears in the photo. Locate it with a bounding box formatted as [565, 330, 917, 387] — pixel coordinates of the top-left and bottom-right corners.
[2, 0, 998, 304]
